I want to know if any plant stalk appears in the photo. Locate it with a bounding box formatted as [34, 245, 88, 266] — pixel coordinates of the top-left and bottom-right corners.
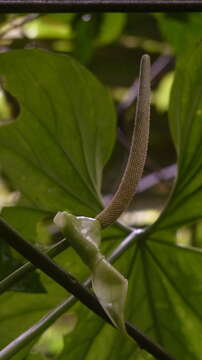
[0, 237, 69, 294]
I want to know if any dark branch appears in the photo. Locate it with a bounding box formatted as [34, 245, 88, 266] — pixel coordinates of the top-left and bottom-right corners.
[0, 237, 69, 294]
[0, 218, 104, 318]
[0, 218, 175, 360]
[0, 0, 201, 12]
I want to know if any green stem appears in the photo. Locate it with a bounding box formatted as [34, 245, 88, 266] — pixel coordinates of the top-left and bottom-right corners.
[0, 237, 69, 294]
[0, 220, 131, 295]
[0, 217, 109, 320]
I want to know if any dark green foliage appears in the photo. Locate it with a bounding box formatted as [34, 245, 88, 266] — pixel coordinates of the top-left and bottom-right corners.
[0, 12, 201, 360]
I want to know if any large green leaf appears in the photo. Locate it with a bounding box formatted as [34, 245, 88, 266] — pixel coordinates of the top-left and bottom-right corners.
[57, 235, 202, 360]
[0, 48, 118, 351]
[0, 48, 116, 221]
[154, 43, 202, 230]
[136, 238, 202, 359]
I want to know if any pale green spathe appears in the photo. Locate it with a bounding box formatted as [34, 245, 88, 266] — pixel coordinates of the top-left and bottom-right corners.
[54, 211, 128, 331]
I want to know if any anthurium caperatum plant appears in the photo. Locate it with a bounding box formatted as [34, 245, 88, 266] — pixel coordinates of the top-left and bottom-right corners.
[0, 44, 201, 360]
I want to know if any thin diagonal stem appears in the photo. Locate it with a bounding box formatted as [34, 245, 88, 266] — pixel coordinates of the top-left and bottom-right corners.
[0, 219, 132, 295]
[0, 229, 175, 360]
[0, 217, 106, 320]
[0, 237, 69, 294]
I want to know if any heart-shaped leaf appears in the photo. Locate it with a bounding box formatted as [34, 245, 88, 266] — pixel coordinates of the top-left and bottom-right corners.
[0, 48, 117, 349]
[0, 48, 116, 225]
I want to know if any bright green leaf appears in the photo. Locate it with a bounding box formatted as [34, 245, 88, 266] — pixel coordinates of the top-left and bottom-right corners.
[0, 47, 118, 352]
[0, 48, 116, 221]
[155, 43, 202, 230]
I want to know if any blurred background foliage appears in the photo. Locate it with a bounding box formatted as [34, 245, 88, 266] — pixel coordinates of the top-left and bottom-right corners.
[0, 12, 201, 359]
